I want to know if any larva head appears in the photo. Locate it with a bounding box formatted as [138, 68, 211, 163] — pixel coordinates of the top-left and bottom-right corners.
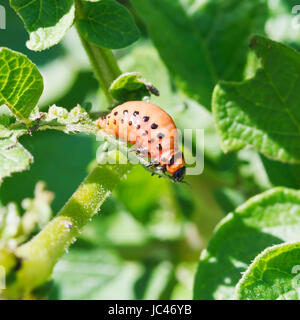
[166, 152, 185, 182]
[172, 166, 186, 182]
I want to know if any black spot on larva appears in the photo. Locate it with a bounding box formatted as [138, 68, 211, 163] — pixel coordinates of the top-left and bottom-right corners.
[129, 121, 132, 126]
[123, 110, 128, 115]
[151, 123, 158, 129]
[136, 125, 141, 129]
[148, 152, 151, 157]
[121, 119, 124, 124]
[133, 111, 139, 116]
[114, 111, 118, 116]
[157, 133, 165, 139]
[148, 139, 154, 143]
[113, 120, 116, 125]
[108, 115, 111, 119]
[143, 130, 148, 136]
[143, 116, 149, 122]
[157, 144, 162, 151]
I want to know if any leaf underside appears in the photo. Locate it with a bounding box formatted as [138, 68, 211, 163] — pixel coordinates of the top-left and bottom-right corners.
[0, 136, 33, 183]
[10, 0, 75, 51]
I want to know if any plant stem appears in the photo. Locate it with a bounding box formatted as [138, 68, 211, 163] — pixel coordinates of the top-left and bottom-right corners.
[4, 0, 127, 299]
[5, 155, 132, 299]
[74, 0, 121, 104]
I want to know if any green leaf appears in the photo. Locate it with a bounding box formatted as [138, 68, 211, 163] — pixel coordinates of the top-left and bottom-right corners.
[0, 48, 43, 120]
[0, 105, 16, 128]
[10, 0, 75, 51]
[0, 131, 95, 213]
[49, 248, 123, 299]
[49, 244, 176, 300]
[282, 0, 300, 10]
[236, 242, 300, 300]
[261, 155, 300, 189]
[77, 0, 140, 49]
[214, 188, 246, 214]
[3, 153, 133, 299]
[0, 136, 33, 183]
[213, 35, 300, 163]
[193, 187, 300, 300]
[115, 165, 169, 223]
[131, 0, 267, 108]
[109, 72, 159, 103]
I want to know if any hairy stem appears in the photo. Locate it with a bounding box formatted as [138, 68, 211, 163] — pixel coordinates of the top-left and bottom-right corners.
[5, 154, 131, 299]
[4, 0, 127, 299]
[74, 0, 121, 104]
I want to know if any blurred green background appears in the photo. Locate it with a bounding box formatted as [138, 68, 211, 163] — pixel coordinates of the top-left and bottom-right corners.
[1, 0, 300, 299]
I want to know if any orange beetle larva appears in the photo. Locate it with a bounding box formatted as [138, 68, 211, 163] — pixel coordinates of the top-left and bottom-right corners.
[96, 101, 186, 182]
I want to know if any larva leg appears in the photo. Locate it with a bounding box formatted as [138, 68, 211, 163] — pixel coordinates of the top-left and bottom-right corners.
[138, 148, 148, 156]
[155, 164, 167, 173]
[161, 165, 167, 173]
[146, 159, 160, 168]
[129, 147, 138, 153]
[129, 146, 147, 155]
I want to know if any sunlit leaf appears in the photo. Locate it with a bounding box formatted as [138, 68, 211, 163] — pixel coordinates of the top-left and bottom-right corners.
[236, 242, 300, 300]
[0, 48, 43, 120]
[132, 0, 267, 109]
[194, 188, 300, 300]
[0, 135, 33, 183]
[10, 0, 75, 51]
[213, 36, 300, 163]
[109, 72, 159, 103]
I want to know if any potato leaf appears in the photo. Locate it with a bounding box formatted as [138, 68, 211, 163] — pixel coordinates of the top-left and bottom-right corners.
[77, 0, 139, 49]
[260, 155, 300, 189]
[10, 0, 75, 51]
[213, 35, 300, 163]
[109, 72, 159, 103]
[236, 242, 300, 300]
[131, 0, 267, 109]
[0, 135, 33, 183]
[49, 248, 122, 299]
[193, 187, 300, 300]
[0, 48, 43, 120]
